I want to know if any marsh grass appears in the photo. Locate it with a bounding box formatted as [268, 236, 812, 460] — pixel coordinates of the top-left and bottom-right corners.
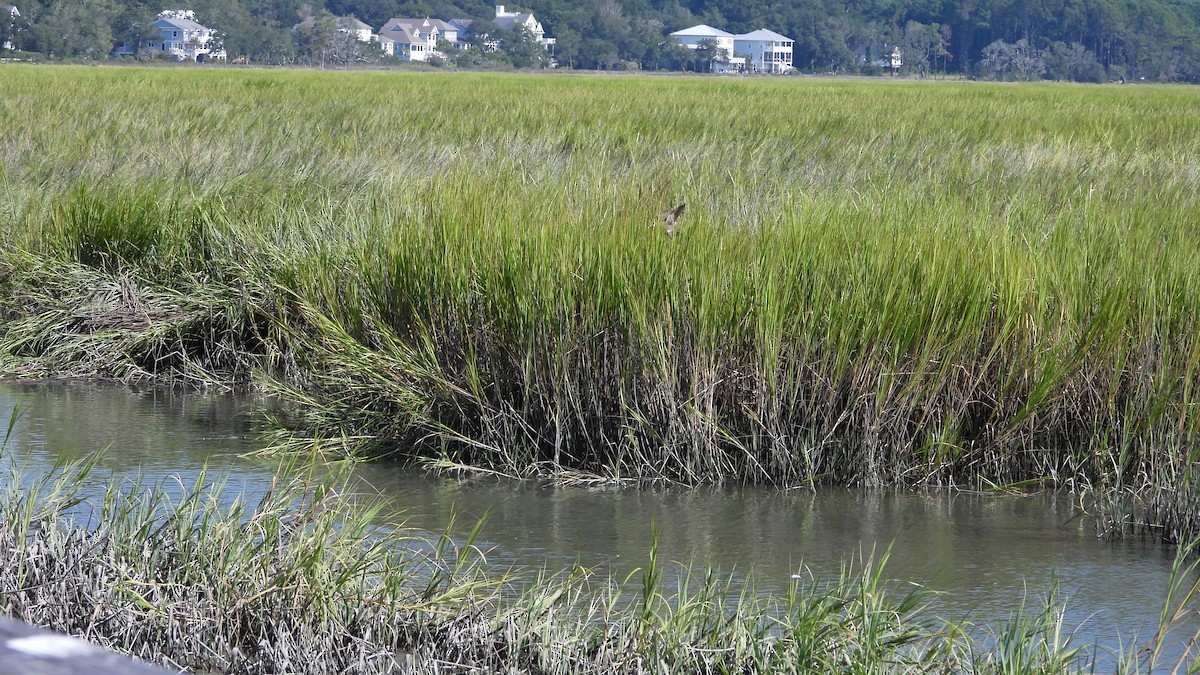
[2, 67, 1200, 538]
[2, 408, 1199, 672]
[0, 447, 501, 672]
[0, 440, 1149, 670]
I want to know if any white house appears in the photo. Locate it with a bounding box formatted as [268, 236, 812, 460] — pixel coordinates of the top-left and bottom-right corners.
[733, 29, 793, 74]
[149, 10, 224, 61]
[448, 18, 504, 52]
[378, 18, 455, 61]
[1, 4, 18, 51]
[856, 44, 902, 70]
[375, 33, 395, 56]
[375, 8, 553, 58]
[428, 18, 460, 43]
[447, 18, 472, 36]
[336, 16, 372, 42]
[493, 5, 554, 47]
[669, 24, 745, 73]
[446, 18, 486, 49]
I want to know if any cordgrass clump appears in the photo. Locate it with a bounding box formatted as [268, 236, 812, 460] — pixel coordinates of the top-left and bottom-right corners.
[2, 67, 1200, 539]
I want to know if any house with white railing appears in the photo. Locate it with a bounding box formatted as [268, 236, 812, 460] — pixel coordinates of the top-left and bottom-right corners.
[377, 18, 458, 60]
[492, 5, 554, 48]
[734, 29, 793, 74]
[375, 6, 554, 59]
[669, 24, 745, 73]
[670, 24, 794, 74]
[149, 10, 224, 61]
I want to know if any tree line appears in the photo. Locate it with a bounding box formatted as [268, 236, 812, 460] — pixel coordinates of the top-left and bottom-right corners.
[4, 0, 1200, 82]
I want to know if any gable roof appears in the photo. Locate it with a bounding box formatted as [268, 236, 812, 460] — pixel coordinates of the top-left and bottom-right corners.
[380, 19, 420, 40]
[1, 4, 18, 17]
[337, 17, 371, 31]
[380, 18, 443, 39]
[423, 18, 456, 32]
[494, 12, 537, 31]
[379, 24, 420, 44]
[670, 24, 733, 38]
[294, 15, 371, 33]
[735, 28, 792, 42]
[152, 16, 209, 31]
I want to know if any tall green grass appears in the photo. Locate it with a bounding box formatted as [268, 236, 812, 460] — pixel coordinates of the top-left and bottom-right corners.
[2, 67, 1200, 537]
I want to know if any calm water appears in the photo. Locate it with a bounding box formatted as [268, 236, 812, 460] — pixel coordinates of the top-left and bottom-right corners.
[0, 380, 1196, 664]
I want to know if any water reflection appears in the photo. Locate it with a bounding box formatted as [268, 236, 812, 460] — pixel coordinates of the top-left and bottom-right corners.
[0, 380, 1195, 662]
[0, 380, 275, 504]
[349, 466, 1183, 648]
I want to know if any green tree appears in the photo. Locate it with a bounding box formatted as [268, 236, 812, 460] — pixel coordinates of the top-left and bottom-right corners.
[501, 24, 546, 68]
[899, 20, 944, 77]
[466, 17, 500, 52]
[190, 0, 296, 63]
[579, 37, 617, 69]
[549, 24, 581, 68]
[28, 0, 117, 58]
[643, 37, 691, 70]
[323, 0, 393, 31]
[293, 6, 339, 64]
[107, 0, 154, 54]
[980, 37, 1045, 80]
[1045, 40, 1105, 82]
[689, 38, 726, 72]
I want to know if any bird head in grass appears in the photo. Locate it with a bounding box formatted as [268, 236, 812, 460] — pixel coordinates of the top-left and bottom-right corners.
[657, 203, 686, 235]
